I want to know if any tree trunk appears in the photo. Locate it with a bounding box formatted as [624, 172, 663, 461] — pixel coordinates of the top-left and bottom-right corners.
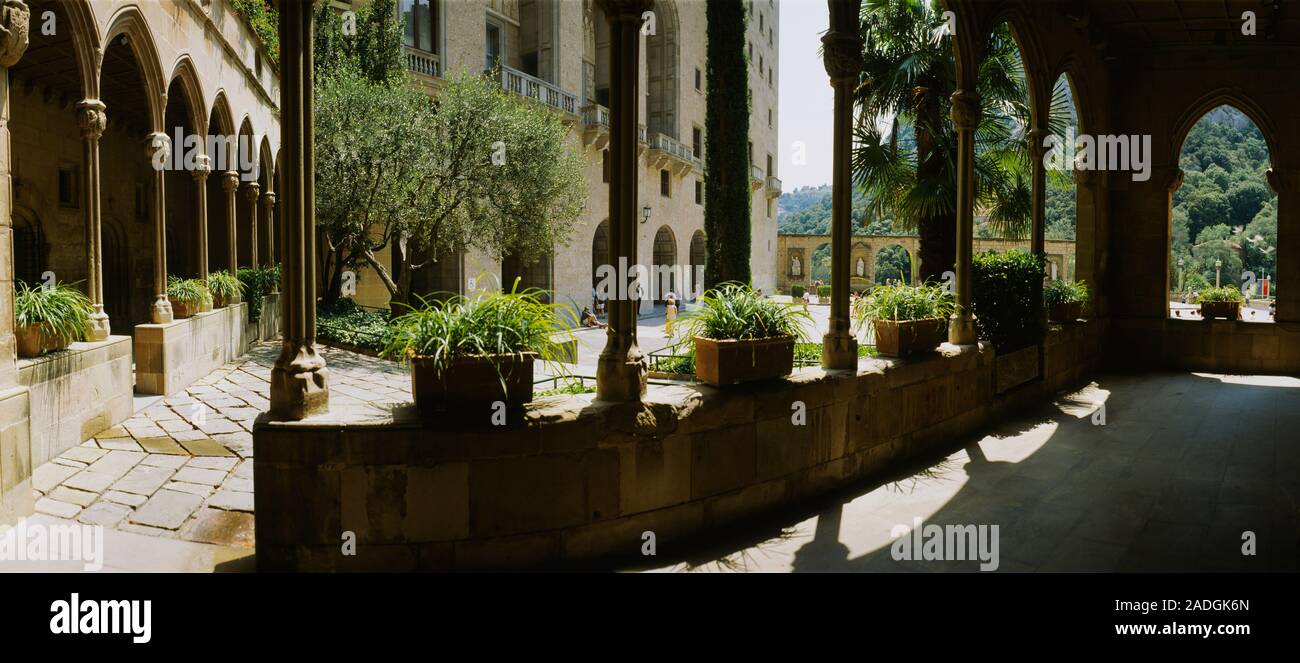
[914, 105, 956, 283]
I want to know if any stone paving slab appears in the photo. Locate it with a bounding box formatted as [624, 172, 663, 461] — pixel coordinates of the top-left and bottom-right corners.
[27, 341, 412, 550]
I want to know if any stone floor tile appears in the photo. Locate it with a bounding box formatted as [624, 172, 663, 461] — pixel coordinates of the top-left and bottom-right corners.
[130, 490, 204, 530]
[165, 482, 216, 498]
[223, 477, 253, 492]
[137, 436, 189, 455]
[60, 447, 109, 464]
[63, 471, 117, 493]
[85, 450, 146, 478]
[173, 466, 229, 486]
[51, 458, 89, 469]
[48, 486, 99, 507]
[180, 508, 255, 548]
[206, 489, 254, 512]
[34, 497, 81, 519]
[196, 418, 243, 436]
[140, 454, 190, 469]
[188, 457, 238, 472]
[97, 437, 145, 452]
[158, 419, 195, 433]
[101, 490, 149, 507]
[78, 502, 132, 528]
[179, 438, 237, 457]
[32, 463, 79, 492]
[112, 465, 177, 496]
[170, 430, 211, 442]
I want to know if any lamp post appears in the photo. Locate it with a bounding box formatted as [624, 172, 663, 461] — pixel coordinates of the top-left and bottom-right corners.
[1177, 258, 1184, 296]
[1215, 258, 1223, 288]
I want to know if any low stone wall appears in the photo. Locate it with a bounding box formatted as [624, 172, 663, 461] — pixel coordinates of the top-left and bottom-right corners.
[18, 336, 134, 467]
[245, 293, 281, 347]
[0, 385, 32, 523]
[254, 323, 1102, 571]
[135, 304, 249, 396]
[1108, 317, 1300, 374]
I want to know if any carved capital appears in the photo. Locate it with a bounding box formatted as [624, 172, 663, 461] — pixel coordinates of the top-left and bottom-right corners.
[261, 191, 277, 208]
[77, 100, 107, 140]
[950, 90, 981, 132]
[191, 154, 212, 180]
[821, 31, 863, 84]
[598, 0, 653, 22]
[144, 132, 170, 165]
[221, 171, 240, 192]
[1266, 168, 1300, 196]
[0, 0, 31, 68]
[243, 181, 261, 203]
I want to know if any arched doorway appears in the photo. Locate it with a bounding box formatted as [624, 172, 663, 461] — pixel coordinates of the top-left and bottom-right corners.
[1046, 72, 1080, 253]
[236, 118, 256, 268]
[208, 94, 236, 273]
[1169, 105, 1276, 322]
[688, 230, 705, 300]
[874, 244, 913, 285]
[591, 219, 609, 304]
[652, 225, 677, 303]
[164, 75, 201, 279]
[502, 252, 553, 304]
[810, 241, 831, 285]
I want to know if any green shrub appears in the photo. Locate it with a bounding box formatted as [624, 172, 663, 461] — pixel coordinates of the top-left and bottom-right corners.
[1196, 286, 1244, 303]
[817, 285, 832, 297]
[238, 264, 281, 322]
[1044, 279, 1090, 307]
[15, 280, 92, 345]
[972, 250, 1047, 353]
[231, 0, 279, 62]
[672, 283, 813, 343]
[381, 285, 575, 380]
[206, 270, 244, 303]
[791, 284, 806, 299]
[166, 276, 211, 306]
[318, 298, 393, 352]
[853, 281, 955, 323]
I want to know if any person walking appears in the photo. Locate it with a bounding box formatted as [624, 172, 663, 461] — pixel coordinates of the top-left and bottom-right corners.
[664, 291, 678, 336]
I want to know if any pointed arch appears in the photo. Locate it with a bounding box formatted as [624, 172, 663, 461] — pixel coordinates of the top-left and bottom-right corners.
[1171, 90, 1280, 171]
[101, 5, 166, 132]
[168, 55, 208, 137]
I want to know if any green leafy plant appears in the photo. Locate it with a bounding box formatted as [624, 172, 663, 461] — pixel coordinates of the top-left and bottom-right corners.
[817, 285, 832, 297]
[166, 276, 211, 306]
[231, 0, 280, 62]
[853, 281, 955, 325]
[381, 283, 575, 379]
[14, 280, 92, 345]
[672, 283, 813, 343]
[972, 250, 1047, 352]
[1044, 279, 1090, 306]
[238, 265, 281, 322]
[1196, 286, 1244, 303]
[318, 298, 394, 352]
[206, 270, 245, 303]
[790, 284, 806, 299]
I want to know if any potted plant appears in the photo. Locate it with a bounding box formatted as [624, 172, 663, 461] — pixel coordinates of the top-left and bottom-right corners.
[1197, 286, 1243, 320]
[853, 281, 955, 358]
[817, 284, 832, 305]
[207, 270, 244, 308]
[382, 284, 574, 414]
[1045, 279, 1089, 323]
[791, 284, 805, 300]
[167, 277, 211, 319]
[14, 280, 92, 358]
[675, 283, 811, 387]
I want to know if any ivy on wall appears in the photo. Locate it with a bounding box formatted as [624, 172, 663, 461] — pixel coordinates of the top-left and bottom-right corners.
[703, 0, 751, 288]
[231, 0, 280, 63]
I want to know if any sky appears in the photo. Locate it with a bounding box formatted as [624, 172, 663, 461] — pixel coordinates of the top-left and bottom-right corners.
[777, 0, 833, 190]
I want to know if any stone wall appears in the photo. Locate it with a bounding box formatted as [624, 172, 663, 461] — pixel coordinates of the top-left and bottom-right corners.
[18, 335, 133, 467]
[136, 293, 281, 396]
[255, 322, 1102, 571]
[1107, 318, 1300, 375]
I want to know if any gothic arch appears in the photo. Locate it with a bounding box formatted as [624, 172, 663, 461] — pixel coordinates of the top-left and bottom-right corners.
[1171, 90, 1280, 171]
[167, 55, 208, 137]
[101, 5, 166, 132]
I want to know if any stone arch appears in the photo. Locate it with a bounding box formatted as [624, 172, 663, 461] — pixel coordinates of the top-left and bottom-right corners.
[258, 136, 274, 266]
[591, 219, 609, 292]
[1171, 91, 1281, 172]
[101, 5, 166, 132]
[207, 92, 237, 272]
[645, 0, 680, 139]
[10, 204, 46, 288]
[1047, 56, 1096, 136]
[873, 243, 915, 286]
[16, 0, 99, 101]
[982, 11, 1049, 133]
[163, 73, 202, 279]
[688, 230, 706, 300]
[850, 241, 871, 290]
[167, 55, 207, 137]
[651, 225, 677, 303]
[236, 116, 256, 267]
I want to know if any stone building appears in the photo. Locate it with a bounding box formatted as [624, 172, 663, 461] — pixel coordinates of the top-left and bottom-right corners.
[0, 0, 282, 520]
[343, 0, 782, 312]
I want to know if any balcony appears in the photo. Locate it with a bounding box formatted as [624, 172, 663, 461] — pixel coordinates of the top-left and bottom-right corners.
[500, 65, 577, 115]
[766, 175, 783, 198]
[581, 104, 610, 149]
[404, 47, 440, 79]
[647, 133, 697, 176]
[750, 164, 765, 191]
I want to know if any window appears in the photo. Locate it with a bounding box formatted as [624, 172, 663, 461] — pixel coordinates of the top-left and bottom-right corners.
[692, 126, 702, 158]
[767, 199, 773, 218]
[767, 108, 772, 127]
[766, 154, 773, 177]
[768, 67, 773, 86]
[485, 20, 503, 71]
[748, 43, 753, 61]
[759, 54, 764, 72]
[660, 169, 671, 197]
[694, 67, 702, 92]
[695, 180, 703, 205]
[759, 14, 764, 32]
[57, 164, 78, 209]
[602, 150, 609, 183]
[402, 0, 437, 53]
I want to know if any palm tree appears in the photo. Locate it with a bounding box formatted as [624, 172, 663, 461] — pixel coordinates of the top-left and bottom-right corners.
[852, 0, 1062, 281]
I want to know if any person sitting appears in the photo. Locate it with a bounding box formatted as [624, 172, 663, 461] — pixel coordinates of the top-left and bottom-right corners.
[580, 307, 604, 328]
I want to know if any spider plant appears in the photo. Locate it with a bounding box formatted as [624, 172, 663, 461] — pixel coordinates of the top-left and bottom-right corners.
[671, 283, 813, 344]
[14, 280, 92, 346]
[1195, 286, 1244, 303]
[206, 270, 244, 305]
[167, 276, 211, 306]
[1044, 279, 1090, 306]
[853, 281, 955, 326]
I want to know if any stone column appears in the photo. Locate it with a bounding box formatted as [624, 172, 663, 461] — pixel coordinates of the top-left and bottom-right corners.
[243, 181, 260, 268]
[270, 0, 328, 419]
[0, 0, 32, 524]
[1267, 168, 1299, 323]
[145, 133, 173, 324]
[948, 90, 980, 345]
[262, 190, 277, 277]
[594, 0, 651, 402]
[192, 155, 210, 279]
[819, 0, 862, 369]
[221, 171, 239, 272]
[1027, 126, 1048, 327]
[78, 99, 110, 340]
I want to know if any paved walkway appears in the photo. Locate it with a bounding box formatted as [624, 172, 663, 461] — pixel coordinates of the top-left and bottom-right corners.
[28, 342, 410, 551]
[635, 372, 1300, 572]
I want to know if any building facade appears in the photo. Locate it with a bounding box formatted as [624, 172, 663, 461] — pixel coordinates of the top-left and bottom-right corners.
[347, 0, 781, 312]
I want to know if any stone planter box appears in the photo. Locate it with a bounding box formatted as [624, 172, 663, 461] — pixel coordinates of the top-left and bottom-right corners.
[169, 298, 202, 319]
[693, 335, 794, 386]
[872, 319, 946, 358]
[995, 344, 1039, 394]
[1048, 301, 1083, 323]
[15, 324, 69, 358]
[1200, 301, 1240, 320]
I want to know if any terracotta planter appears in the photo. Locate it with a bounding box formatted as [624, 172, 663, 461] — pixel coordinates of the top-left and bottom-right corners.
[872, 318, 947, 358]
[410, 353, 535, 414]
[693, 335, 795, 387]
[1048, 301, 1083, 323]
[1200, 301, 1240, 320]
[213, 294, 234, 308]
[169, 298, 200, 319]
[15, 324, 72, 358]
